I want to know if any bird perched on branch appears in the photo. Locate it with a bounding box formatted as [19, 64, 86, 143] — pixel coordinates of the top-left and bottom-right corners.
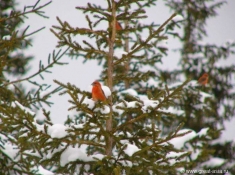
[91, 81, 107, 102]
[198, 73, 209, 85]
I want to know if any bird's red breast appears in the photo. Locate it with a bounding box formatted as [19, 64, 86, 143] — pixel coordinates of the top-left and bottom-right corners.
[198, 73, 209, 85]
[91, 81, 106, 101]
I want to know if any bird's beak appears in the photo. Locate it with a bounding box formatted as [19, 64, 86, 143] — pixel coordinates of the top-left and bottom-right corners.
[91, 82, 94, 86]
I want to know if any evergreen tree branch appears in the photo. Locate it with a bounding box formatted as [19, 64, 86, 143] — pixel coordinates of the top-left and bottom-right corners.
[113, 13, 177, 66]
[114, 80, 190, 133]
[0, 0, 52, 23]
[76, 3, 110, 18]
[62, 139, 105, 148]
[153, 79, 190, 111]
[2, 48, 69, 87]
[132, 126, 192, 157]
[51, 16, 107, 38]
[50, 17, 108, 59]
[67, 90, 94, 116]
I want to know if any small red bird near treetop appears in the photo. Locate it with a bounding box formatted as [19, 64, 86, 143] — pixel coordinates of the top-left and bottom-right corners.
[116, 21, 122, 31]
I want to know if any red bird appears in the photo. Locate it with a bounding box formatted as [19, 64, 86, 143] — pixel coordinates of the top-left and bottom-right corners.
[116, 21, 122, 31]
[198, 73, 209, 85]
[91, 81, 106, 102]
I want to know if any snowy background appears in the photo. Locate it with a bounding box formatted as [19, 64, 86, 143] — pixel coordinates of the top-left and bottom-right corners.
[15, 0, 235, 142]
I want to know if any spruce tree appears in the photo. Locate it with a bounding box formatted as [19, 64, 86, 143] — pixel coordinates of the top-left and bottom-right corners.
[0, 0, 39, 173]
[1, 0, 234, 175]
[50, 0, 217, 174]
[0, 1, 63, 174]
[0, 0, 34, 102]
[164, 0, 235, 173]
[0, 0, 31, 77]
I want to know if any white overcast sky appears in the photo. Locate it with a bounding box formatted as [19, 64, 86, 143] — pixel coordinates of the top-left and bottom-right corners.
[15, 0, 235, 140]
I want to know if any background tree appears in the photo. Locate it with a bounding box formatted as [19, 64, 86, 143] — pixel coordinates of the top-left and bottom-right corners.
[0, 0, 32, 77]
[0, 0, 65, 174]
[0, 0, 33, 102]
[164, 0, 235, 173]
[0, 0, 39, 172]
